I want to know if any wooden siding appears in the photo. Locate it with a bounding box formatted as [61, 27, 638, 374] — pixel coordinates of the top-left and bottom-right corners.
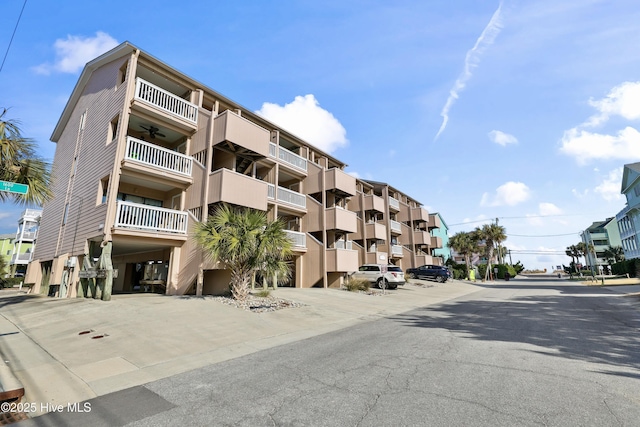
[35, 56, 129, 261]
[191, 109, 211, 155]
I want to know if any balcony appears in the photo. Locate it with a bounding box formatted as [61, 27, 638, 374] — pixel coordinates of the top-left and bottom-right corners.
[267, 184, 307, 210]
[214, 111, 270, 158]
[411, 207, 429, 222]
[17, 231, 37, 241]
[122, 137, 194, 188]
[413, 230, 430, 246]
[285, 230, 306, 251]
[363, 194, 385, 213]
[428, 214, 442, 230]
[390, 245, 404, 257]
[325, 168, 356, 196]
[133, 78, 198, 129]
[10, 253, 32, 264]
[326, 207, 357, 233]
[269, 143, 308, 173]
[389, 197, 400, 212]
[114, 201, 187, 234]
[430, 236, 443, 248]
[415, 254, 434, 266]
[209, 169, 268, 211]
[390, 220, 402, 234]
[366, 221, 387, 239]
[326, 248, 359, 272]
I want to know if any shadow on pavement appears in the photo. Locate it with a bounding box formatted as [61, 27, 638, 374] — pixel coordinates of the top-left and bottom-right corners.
[392, 286, 640, 372]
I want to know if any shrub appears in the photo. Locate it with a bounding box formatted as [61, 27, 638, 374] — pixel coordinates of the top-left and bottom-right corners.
[344, 277, 370, 292]
[3, 277, 25, 288]
[255, 289, 271, 298]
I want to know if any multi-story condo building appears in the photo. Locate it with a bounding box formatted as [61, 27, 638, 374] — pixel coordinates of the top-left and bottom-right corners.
[349, 180, 444, 271]
[26, 42, 442, 297]
[580, 218, 622, 269]
[616, 162, 640, 260]
[9, 209, 41, 276]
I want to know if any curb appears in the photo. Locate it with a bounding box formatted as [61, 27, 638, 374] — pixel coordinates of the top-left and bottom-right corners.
[0, 358, 24, 403]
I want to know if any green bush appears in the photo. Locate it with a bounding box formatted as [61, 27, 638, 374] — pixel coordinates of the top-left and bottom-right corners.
[2, 277, 25, 288]
[255, 289, 271, 298]
[344, 277, 370, 292]
[612, 259, 640, 277]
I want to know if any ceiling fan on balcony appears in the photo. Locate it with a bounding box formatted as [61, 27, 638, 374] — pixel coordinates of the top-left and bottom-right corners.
[139, 125, 166, 139]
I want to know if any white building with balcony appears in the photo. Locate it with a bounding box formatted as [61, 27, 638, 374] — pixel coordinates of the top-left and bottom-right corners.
[9, 209, 42, 276]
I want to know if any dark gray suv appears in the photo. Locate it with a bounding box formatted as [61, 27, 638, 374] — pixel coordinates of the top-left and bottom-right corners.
[405, 265, 451, 283]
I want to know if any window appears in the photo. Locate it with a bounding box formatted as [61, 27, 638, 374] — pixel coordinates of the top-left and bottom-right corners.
[117, 192, 163, 207]
[62, 203, 69, 225]
[98, 177, 109, 204]
[118, 62, 128, 86]
[79, 112, 86, 131]
[107, 115, 119, 144]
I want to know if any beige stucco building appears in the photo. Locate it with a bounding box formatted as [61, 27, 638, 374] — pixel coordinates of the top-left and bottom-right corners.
[26, 42, 443, 297]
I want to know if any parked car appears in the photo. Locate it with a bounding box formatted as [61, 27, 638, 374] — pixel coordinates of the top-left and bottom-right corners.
[405, 265, 451, 283]
[349, 264, 405, 289]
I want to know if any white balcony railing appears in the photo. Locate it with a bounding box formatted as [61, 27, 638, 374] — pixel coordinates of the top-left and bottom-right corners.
[389, 197, 400, 210]
[115, 201, 188, 234]
[285, 230, 306, 248]
[269, 143, 307, 172]
[134, 78, 198, 124]
[125, 137, 193, 177]
[390, 220, 402, 233]
[335, 240, 353, 250]
[391, 245, 403, 255]
[18, 231, 37, 240]
[267, 184, 275, 200]
[10, 253, 32, 264]
[274, 186, 306, 208]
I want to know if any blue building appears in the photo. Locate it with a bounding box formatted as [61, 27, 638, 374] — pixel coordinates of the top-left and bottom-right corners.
[616, 162, 640, 259]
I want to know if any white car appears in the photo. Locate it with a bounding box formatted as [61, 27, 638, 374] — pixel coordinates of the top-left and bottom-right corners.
[350, 264, 405, 289]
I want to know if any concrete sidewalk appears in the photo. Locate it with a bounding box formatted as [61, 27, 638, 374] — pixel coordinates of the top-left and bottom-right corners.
[0, 280, 482, 416]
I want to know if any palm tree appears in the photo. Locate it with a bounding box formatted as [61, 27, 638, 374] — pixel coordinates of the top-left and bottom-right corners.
[602, 245, 625, 272]
[477, 223, 506, 280]
[194, 204, 293, 301]
[0, 108, 53, 205]
[449, 231, 477, 279]
[565, 244, 580, 274]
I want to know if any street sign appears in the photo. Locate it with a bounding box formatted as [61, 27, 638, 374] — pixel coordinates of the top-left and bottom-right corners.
[0, 180, 29, 195]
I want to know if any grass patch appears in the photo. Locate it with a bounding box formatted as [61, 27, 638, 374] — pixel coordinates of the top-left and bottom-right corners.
[255, 289, 271, 298]
[344, 278, 370, 292]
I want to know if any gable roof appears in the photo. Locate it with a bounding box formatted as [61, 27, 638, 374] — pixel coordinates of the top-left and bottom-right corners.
[621, 162, 640, 194]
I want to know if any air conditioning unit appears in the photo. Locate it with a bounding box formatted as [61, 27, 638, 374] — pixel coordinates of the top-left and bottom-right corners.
[66, 257, 77, 268]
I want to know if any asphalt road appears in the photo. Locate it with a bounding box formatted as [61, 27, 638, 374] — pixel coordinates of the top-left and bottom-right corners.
[23, 278, 640, 426]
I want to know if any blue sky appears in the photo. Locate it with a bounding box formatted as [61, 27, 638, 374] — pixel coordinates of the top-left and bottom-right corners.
[2, 0, 639, 270]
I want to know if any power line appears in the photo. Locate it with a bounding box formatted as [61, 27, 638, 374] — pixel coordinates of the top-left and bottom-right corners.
[0, 0, 28, 73]
[506, 232, 581, 237]
[448, 214, 580, 227]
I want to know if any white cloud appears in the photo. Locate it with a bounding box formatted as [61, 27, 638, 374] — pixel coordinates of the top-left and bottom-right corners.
[435, 3, 504, 140]
[256, 94, 348, 154]
[527, 202, 564, 226]
[480, 181, 531, 207]
[0, 212, 11, 220]
[585, 81, 640, 127]
[559, 126, 640, 164]
[347, 171, 361, 179]
[34, 32, 119, 75]
[594, 167, 624, 201]
[539, 202, 563, 216]
[572, 188, 589, 199]
[488, 130, 518, 146]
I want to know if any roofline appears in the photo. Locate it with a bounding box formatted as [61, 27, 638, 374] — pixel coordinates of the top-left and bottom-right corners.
[361, 179, 423, 206]
[50, 42, 347, 167]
